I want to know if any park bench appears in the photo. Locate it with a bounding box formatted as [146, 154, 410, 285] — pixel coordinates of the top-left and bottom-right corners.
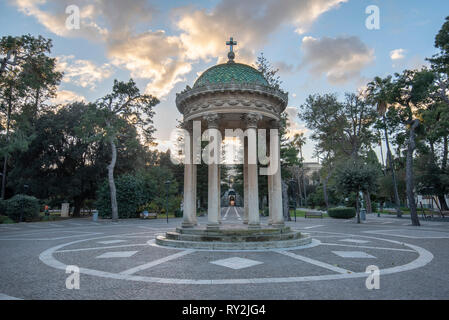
[140, 211, 158, 219]
[305, 211, 323, 219]
[420, 202, 447, 220]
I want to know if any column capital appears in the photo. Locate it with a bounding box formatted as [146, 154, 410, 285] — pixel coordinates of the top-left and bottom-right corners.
[268, 119, 282, 130]
[204, 114, 220, 129]
[181, 120, 193, 132]
[243, 113, 262, 129]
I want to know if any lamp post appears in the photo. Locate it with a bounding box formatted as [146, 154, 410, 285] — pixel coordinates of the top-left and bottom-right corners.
[165, 180, 171, 224]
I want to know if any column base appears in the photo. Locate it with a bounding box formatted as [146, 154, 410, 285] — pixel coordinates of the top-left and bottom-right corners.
[207, 223, 220, 230]
[182, 222, 195, 228]
[248, 223, 260, 229]
[271, 222, 285, 228]
[243, 220, 249, 225]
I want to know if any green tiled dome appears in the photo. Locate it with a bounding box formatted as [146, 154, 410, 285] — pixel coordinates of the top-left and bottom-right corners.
[194, 63, 269, 87]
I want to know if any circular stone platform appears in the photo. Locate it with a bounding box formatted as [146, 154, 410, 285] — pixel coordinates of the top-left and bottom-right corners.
[156, 224, 312, 250]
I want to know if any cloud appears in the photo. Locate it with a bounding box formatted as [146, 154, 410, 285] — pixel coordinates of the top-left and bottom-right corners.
[56, 55, 114, 89]
[175, 0, 348, 63]
[285, 106, 307, 139]
[107, 31, 192, 97]
[390, 49, 406, 61]
[301, 35, 375, 84]
[12, 0, 154, 40]
[11, 0, 349, 99]
[51, 90, 86, 104]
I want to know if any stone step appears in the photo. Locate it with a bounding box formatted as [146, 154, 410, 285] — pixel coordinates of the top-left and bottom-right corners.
[156, 234, 312, 250]
[176, 226, 291, 236]
[165, 231, 300, 242]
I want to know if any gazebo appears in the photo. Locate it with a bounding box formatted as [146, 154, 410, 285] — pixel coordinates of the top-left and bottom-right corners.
[157, 38, 311, 250]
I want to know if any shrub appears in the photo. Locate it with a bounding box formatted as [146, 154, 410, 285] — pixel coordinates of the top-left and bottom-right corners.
[96, 174, 147, 219]
[0, 215, 15, 224]
[0, 199, 6, 216]
[6, 195, 40, 222]
[328, 207, 356, 219]
[174, 209, 183, 218]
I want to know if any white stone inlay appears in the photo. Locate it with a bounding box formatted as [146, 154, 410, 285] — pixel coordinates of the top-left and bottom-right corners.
[96, 251, 138, 259]
[339, 239, 370, 244]
[97, 240, 127, 245]
[210, 257, 263, 270]
[332, 251, 376, 259]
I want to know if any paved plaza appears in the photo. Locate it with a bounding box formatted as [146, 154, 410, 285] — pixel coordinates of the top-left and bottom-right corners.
[0, 208, 448, 300]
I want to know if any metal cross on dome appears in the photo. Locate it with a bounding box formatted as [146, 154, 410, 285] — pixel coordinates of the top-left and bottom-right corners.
[226, 37, 237, 52]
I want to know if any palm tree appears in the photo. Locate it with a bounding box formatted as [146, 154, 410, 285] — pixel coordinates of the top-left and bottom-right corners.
[292, 133, 308, 207]
[367, 76, 402, 217]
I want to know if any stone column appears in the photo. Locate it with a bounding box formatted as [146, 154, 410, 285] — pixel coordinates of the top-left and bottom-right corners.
[218, 165, 222, 224]
[182, 121, 195, 228]
[267, 133, 273, 225]
[245, 113, 261, 229]
[192, 164, 198, 226]
[270, 123, 284, 227]
[243, 136, 249, 224]
[205, 114, 220, 230]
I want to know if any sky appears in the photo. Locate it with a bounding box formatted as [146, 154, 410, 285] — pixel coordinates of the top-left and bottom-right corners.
[1, 0, 448, 162]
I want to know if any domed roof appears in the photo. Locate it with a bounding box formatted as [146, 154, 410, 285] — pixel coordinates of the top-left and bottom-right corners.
[194, 62, 269, 88]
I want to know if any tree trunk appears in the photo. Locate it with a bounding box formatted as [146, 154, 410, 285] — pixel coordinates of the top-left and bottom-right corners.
[1, 95, 12, 200]
[442, 136, 448, 170]
[301, 170, 307, 207]
[384, 115, 402, 217]
[356, 190, 361, 224]
[364, 192, 372, 214]
[282, 179, 291, 221]
[438, 194, 449, 211]
[322, 177, 329, 210]
[406, 120, 420, 227]
[108, 139, 119, 221]
[73, 197, 83, 218]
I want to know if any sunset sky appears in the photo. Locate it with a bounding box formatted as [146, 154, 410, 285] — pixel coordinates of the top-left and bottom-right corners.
[1, 0, 448, 162]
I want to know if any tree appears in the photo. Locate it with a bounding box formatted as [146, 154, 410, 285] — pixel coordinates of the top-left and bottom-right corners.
[299, 92, 377, 209]
[388, 69, 435, 226]
[255, 52, 282, 88]
[292, 133, 307, 206]
[0, 34, 62, 199]
[8, 102, 146, 216]
[336, 160, 379, 223]
[80, 79, 159, 221]
[424, 16, 449, 210]
[366, 76, 402, 217]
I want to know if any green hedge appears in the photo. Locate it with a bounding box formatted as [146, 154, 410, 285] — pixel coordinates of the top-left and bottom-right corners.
[0, 199, 6, 216]
[6, 195, 40, 222]
[0, 215, 15, 224]
[96, 174, 147, 219]
[328, 207, 356, 219]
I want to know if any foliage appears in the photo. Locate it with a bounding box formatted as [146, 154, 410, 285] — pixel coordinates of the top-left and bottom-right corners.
[96, 174, 147, 219]
[255, 52, 282, 89]
[328, 207, 356, 219]
[7, 102, 146, 216]
[0, 215, 14, 224]
[0, 199, 5, 215]
[5, 194, 40, 222]
[336, 160, 380, 196]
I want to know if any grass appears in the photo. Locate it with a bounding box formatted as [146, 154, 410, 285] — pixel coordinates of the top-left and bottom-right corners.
[291, 210, 329, 218]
